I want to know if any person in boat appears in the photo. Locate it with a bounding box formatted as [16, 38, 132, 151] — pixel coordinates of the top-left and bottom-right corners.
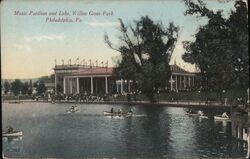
[71, 106, 78, 111]
[7, 126, 13, 133]
[110, 107, 114, 113]
[118, 108, 122, 114]
[128, 108, 133, 114]
[222, 112, 229, 118]
[187, 109, 195, 114]
[198, 110, 204, 116]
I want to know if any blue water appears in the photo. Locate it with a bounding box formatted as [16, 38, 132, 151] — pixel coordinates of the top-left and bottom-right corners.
[2, 102, 247, 158]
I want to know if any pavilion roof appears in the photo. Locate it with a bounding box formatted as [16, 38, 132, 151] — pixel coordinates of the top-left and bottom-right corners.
[170, 64, 196, 74]
[71, 67, 113, 76]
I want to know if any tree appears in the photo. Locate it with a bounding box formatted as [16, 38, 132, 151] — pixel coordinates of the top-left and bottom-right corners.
[227, 0, 249, 91]
[36, 81, 46, 95]
[182, 0, 248, 95]
[4, 81, 11, 94]
[28, 80, 33, 95]
[11, 79, 23, 96]
[105, 16, 179, 102]
[21, 82, 29, 95]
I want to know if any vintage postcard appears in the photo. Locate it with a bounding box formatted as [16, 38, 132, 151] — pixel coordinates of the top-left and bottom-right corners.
[1, 0, 249, 158]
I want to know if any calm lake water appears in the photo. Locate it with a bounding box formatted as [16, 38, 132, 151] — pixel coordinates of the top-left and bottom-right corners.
[2, 102, 247, 158]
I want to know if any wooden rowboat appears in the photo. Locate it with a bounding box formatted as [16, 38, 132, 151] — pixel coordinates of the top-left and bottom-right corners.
[2, 131, 23, 137]
[214, 116, 231, 121]
[103, 111, 133, 116]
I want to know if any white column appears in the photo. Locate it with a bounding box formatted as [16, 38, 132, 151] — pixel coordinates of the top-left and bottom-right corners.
[105, 76, 108, 94]
[170, 75, 173, 91]
[91, 77, 93, 94]
[63, 77, 66, 94]
[116, 81, 119, 93]
[121, 79, 124, 94]
[77, 77, 79, 94]
[71, 78, 73, 94]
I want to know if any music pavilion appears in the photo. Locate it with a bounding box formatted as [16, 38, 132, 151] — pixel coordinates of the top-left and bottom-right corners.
[54, 62, 197, 95]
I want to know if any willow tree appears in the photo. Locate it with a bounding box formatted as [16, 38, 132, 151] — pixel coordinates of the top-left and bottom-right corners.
[105, 16, 179, 102]
[182, 0, 248, 96]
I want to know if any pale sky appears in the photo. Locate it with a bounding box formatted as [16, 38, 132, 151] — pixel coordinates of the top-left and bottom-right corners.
[1, 0, 234, 79]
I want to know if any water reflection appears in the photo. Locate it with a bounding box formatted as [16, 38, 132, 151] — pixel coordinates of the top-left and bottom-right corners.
[138, 106, 171, 158]
[3, 136, 23, 157]
[3, 136, 23, 143]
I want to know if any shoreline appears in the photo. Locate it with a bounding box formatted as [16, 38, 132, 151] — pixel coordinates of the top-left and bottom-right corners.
[2, 99, 231, 109]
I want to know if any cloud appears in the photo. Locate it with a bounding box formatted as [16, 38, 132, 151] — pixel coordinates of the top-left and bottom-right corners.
[85, 21, 120, 28]
[25, 34, 65, 42]
[14, 44, 31, 52]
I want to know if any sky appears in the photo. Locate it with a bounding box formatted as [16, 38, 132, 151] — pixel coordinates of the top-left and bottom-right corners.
[1, 0, 235, 79]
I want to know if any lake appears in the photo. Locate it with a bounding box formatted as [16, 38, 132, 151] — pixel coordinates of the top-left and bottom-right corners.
[2, 102, 247, 158]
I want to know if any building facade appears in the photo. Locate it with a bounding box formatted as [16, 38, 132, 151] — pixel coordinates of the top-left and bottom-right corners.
[54, 65, 115, 95]
[168, 64, 197, 91]
[54, 63, 197, 95]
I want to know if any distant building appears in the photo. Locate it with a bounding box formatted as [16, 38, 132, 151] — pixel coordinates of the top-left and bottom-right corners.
[54, 63, 198, 95]
[54, 64, 115, 95]
[168, 64, 197, 91]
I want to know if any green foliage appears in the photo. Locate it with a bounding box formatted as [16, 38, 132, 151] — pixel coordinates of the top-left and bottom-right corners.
[36, 81, 46, 95]
[28, 80, 33, 95]
[33, 74, 54, 95]
[105, 16, 179, 102]
[21, 82, 29, 95]
[182, 0, 249, 93]
[10, 79, 23, 96]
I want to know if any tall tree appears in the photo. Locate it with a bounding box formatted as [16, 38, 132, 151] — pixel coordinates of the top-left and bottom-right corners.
[227, 0, 249, 91]
[11, 79, 23, 96]
[182, 0, 248, 94]
[105, 16, 179, 102]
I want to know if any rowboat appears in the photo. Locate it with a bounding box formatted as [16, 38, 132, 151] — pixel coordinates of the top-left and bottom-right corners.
[103, 111, 133, 116]
[214, 116, 231, 121]
[67, 106, 79, 113]
[8, 101, 22, 104]
[2, 131, 23, 137]
[187, 113, 208, 118]
[186, 113, 200, 116]
[67, 109, 79, 113]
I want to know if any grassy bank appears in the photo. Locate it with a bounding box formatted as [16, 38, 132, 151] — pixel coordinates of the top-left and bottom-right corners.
[115, 90, 247, 103]
[2, 90, 246, 103]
